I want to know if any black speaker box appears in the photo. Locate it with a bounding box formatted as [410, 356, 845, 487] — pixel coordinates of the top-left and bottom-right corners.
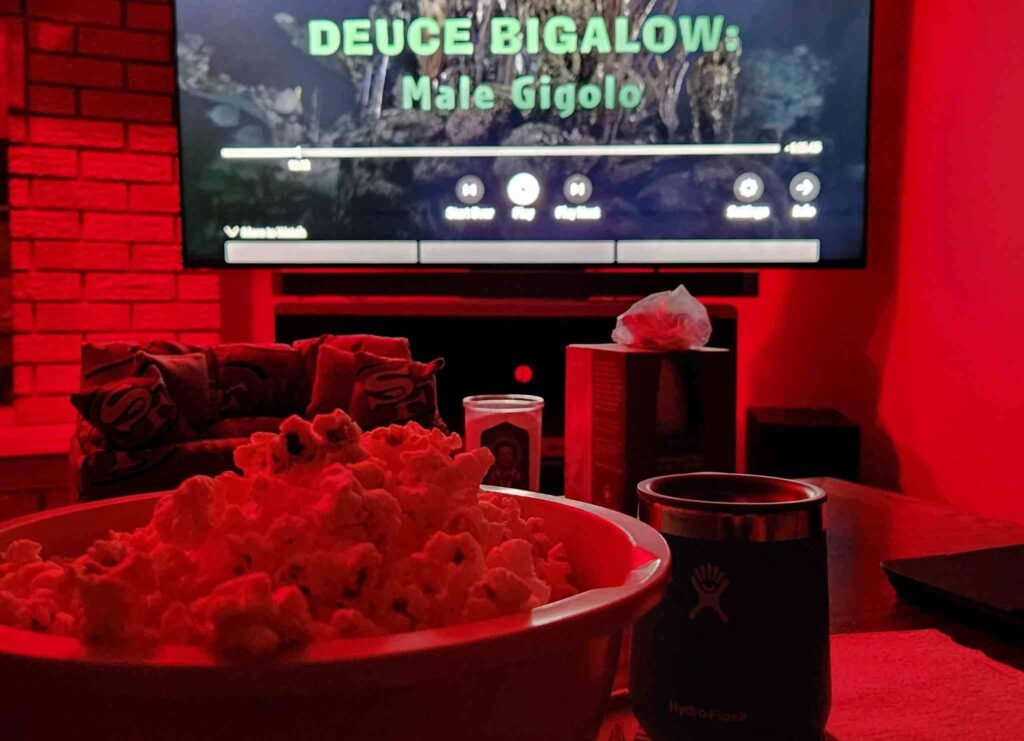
[746, 407, 860, 482]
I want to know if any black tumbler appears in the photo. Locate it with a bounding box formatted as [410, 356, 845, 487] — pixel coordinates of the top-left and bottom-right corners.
[630, 473, 830, 740]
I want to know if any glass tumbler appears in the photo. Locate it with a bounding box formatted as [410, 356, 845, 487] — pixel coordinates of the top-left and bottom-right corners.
[463, 395, 544, 492]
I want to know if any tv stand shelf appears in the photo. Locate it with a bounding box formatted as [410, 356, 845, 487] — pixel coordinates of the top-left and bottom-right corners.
[276, 296, 640, 318]
[274, 296, 738, 326]
[275, 270, 758, 299]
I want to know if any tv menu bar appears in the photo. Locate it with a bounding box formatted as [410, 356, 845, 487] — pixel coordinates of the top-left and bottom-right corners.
[224, 241, 418, 264]
[224, 239, 820, 265]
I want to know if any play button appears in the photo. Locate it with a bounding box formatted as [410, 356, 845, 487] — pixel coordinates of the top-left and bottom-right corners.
[507, 172, 541, 207]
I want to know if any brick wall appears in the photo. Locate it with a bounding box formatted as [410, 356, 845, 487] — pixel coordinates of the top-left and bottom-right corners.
[0, 0, 221, 425]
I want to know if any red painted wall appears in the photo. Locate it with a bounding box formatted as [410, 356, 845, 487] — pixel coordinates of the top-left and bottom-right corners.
[877, 0, 1024, 521]
[734, 0, 1024, 522]
[0, 0, 220, 424]
[730, 0, 907, 491]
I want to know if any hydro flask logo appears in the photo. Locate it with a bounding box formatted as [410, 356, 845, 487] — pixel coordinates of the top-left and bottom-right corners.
[689, 563, 730, 622]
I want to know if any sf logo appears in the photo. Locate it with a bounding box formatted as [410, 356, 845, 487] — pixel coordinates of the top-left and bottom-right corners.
[689, 563, 729, 623]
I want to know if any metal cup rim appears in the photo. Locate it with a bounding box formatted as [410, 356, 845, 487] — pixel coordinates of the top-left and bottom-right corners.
[638, 472, 827, 515]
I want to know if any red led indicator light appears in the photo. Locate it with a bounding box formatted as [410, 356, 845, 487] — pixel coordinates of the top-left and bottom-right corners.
[513, 364, 534, 384]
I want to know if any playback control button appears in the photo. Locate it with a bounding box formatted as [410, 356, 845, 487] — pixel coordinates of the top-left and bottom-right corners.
[455, 175, 484, 205]
[790, 173, 821, 202]
[563, 174, 593, 204]
[507, 172, 541, 207]
[734, 173, 765, 203]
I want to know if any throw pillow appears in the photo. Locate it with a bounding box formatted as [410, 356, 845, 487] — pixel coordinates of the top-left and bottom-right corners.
[80, 341, 206, 387]
[81, 342, 141, 386]
[305, 344, 358, 417]
[71, 365, 191, 450]
[142, 340, 205, 357]
[295, 334, 412, 404]
[138, 351, 213, 432]
[212, 343, 305, 417]
[347, 351, 445, 430]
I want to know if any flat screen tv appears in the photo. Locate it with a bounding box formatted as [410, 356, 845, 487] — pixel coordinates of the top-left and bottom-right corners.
[174, 1, 872, 267]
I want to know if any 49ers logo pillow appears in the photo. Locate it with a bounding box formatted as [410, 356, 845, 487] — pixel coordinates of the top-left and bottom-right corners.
[306, 345, 444, 430]
[71, 366, 190, 450]
[352, 355, 443, 429]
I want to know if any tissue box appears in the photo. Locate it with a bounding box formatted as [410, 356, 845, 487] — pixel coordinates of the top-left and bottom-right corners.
[565, 344, 736, 514]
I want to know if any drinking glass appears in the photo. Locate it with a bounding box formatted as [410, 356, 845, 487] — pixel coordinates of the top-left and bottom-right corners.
[463, 395, 544, 492]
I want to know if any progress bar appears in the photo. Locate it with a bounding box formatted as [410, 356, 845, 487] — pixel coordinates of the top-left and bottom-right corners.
[220, 143, 783, 160]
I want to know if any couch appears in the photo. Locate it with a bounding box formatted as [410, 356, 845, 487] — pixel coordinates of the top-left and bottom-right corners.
[69, 334, 444, 501]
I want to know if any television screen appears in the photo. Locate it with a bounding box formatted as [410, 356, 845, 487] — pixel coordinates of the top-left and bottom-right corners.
[174, 1, 872, 267]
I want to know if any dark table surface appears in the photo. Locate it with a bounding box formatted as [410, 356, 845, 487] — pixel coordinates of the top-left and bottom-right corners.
[811, 477, 1024, 668]
[600, 477, 1024, 738]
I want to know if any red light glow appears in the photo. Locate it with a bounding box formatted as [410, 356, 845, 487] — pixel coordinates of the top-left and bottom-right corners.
[513, 364, 534, 384]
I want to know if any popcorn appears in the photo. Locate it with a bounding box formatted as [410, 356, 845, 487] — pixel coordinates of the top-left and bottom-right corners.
[463, 568, 536, 622]
[537, 543, 577, 602]
[444, 505, 507, 555]
[360, 488, 403, 550]
[49, 611, 76, 636]
[201, 573, 283, 656]
[159, 601, 195, 643]
[15, 589, 64, 632]
[421, 531, 486, 618]
[78, 575, 135, 643]
[0, 590, 21, 626]
[271, 585, 315, 645]
[233, 432, 276, 477]
[360, 422, 461, 471]
[272, 416, 323, 472]
[311, 410, 365, 462]
[329, 608, 381, 638]
[485, 539, 551, 605]
[351, 458, 388, 490]
[87, 539, 129, 568]
[152, 476, 216, 548]
[264, 514, 312, 556]
[303, 544, 382, 606]
[3, 540, 42, 566]
[1, 558, 61, 596]
[0, 412, 577, 657]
